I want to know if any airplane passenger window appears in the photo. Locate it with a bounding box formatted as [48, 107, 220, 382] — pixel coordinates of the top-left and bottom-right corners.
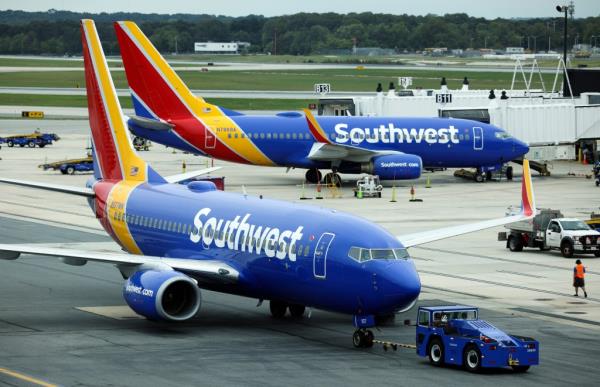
[292, 133, 297, 139]
[234, 133, 238, 139]
[289, 244, 296, 254]
[465, 134, 470, 140]
[177, 223, 182, 233]
[304, 245, 310, 256]
[227, 133, 232, 138]
[241, 133, 245, 139]
[267, 133, 272, 139]
[459, 134, 464, 140]
[260, 133, 265, 139]
[286, 133, 291, 139]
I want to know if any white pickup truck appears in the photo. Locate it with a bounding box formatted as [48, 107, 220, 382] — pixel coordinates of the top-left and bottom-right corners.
[500, 209, 600, 257]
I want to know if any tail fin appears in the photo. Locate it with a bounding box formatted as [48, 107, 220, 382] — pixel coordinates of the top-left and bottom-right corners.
[114, 21, 218, 121]
[81, 19, 164, 184]
[521, 159, 536, 217]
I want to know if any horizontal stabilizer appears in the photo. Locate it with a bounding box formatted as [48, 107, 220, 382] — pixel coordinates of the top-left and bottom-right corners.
[0, 177, 95, 197]
[164, 167, 222, 184]
[128, 115, 174, 131]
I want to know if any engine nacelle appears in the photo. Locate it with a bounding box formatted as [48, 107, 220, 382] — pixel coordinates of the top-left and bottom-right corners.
[364, 154, 422, 180]
[123, 269, 201, 321]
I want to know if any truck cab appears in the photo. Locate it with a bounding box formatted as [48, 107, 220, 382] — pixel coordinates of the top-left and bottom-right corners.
[416, 305, 538, 372]
[545, 218, 600, 257]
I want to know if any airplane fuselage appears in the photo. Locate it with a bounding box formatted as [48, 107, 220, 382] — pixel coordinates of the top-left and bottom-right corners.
[129, 114, 529, 172]
[90, 179, 421, 316]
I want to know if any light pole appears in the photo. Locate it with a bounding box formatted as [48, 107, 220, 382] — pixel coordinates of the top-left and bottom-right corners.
[556, 5, 569, 66]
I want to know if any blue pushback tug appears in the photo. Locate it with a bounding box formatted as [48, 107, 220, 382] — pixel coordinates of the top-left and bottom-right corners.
[416, 306, 539, 372]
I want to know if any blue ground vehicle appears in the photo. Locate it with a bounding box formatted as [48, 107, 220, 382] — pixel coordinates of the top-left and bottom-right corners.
[39, 157, 93, 174]
[416, 306, 539, 372]
[1, 132, 60, 148]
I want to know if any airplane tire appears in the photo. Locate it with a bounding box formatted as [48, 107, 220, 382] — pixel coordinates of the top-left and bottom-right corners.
[269, 300, 287, 318]
[305, 168, 322, 184]
[506, 166, 513, 180]
[475, 173, 485, 183]
[352, 330, 374, 348]
[67, 166, 76, 175]
[324, 172, 342, 187]
[27, 141, 35, 148]
[512, 365, 530, 373]
[289, 304, 305, 318]
[7, 140, 14, 147]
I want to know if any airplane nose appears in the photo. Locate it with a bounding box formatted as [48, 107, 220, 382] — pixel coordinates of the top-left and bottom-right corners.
[379, 260, 421, 312]
[513, 139, 529, 158]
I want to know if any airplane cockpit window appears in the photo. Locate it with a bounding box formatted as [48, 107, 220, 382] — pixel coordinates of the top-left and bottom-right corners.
[495, 131, 512, 139]
[370, 249, 396, 260]
[348, 247, 410, 262]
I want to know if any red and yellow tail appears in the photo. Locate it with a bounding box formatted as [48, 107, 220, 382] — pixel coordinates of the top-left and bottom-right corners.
[81, 19, 163, 184]
[114, 20, 218, 121]
[521, 159, 535, 217]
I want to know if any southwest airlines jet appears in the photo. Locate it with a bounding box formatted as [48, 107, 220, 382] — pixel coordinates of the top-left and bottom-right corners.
[0, 20, 536, 349]
[114, 21, 529, 185]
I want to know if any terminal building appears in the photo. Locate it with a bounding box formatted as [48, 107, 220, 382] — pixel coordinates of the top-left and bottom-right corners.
[193, 42, 250, 54]
[316, 66, 600, 164]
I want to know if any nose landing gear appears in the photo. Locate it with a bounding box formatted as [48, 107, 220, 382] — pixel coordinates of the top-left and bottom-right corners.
[352, 329, 375, 348]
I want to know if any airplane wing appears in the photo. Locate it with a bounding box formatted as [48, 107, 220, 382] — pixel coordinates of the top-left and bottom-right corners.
[307, 142, 400, 163]
[0, 177, 95, 197]
[303, 109, 401, 163]
[397, 160, 536, 248]
[0, 243, 239, 284]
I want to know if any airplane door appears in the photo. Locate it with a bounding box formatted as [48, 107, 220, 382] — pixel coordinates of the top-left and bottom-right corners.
[473, 127, 483, 150]
[313, 233, 335, 279]
[205, 127, 216, 149]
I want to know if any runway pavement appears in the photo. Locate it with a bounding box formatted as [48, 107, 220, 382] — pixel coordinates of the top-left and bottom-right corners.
[1, 215, 599, 386]
[0, 119, 599, 386]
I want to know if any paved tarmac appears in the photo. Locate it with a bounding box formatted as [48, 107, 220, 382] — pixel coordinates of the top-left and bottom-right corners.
[0, 119, 599, 386]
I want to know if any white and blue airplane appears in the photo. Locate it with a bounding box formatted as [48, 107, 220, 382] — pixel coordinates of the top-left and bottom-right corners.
[115, 21, 529, 185]
[0, 20, 536, 348]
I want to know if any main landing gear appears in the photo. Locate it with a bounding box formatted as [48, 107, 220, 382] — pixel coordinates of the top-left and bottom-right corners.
[305, 168, 342, 187]
[269, 300, 306, 318]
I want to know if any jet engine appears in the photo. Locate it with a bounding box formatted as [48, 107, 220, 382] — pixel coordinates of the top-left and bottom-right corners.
[364, 154, 422, 180]
[123, 269, 201, 321]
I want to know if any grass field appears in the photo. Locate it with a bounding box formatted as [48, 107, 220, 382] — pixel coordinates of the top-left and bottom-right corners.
[0, 67, 558, 91]
[0, 93, 314, 111]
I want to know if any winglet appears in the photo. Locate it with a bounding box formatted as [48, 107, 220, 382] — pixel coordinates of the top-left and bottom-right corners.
[521, 159, 536, 217]
[303, 109, 331, 144]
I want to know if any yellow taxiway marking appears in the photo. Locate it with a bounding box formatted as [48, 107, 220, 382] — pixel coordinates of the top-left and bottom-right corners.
[0, 367, 58, 387]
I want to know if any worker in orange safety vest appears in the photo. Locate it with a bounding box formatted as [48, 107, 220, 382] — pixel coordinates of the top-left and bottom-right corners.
[573, 259, 588, 298]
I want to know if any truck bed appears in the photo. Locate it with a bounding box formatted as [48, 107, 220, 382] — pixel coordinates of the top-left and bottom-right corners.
[505, 208, 563, 233]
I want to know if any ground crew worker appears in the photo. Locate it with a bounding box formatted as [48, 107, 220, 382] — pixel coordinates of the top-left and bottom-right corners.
[573, 259, 588, 298]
